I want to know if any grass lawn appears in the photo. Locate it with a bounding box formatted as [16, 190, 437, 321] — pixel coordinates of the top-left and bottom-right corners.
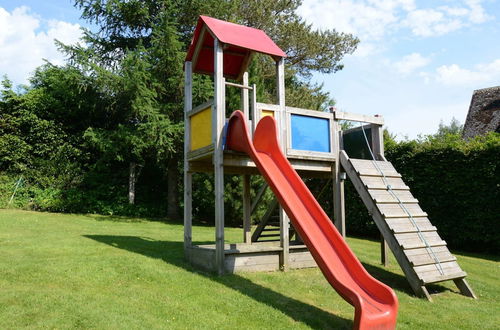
[0, 209, 498, 329]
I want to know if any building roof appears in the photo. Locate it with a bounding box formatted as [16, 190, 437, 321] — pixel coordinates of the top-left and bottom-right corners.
[462, 86, 500, 138]
[185, 15, 286, 80]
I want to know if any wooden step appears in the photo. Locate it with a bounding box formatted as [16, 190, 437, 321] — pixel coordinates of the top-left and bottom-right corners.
[414, 260, 466, 284]
[368, 189, 418, 204]
[378, 203, 428, 218]
[420, 271, 467, 285]
[391, 224, 437, 234]
[408, 252, 456, 267]
[404, 246, 456, 266]
[360, 176, 410, 190]
[262, 228, 280, 232]
[396, 231, 444, 246]
[400, 239, 447, 250]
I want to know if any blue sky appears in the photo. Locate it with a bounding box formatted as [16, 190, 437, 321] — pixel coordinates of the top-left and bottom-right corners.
[1, 0, 499, 138]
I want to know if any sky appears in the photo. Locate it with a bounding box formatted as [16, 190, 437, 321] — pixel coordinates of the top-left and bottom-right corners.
[1, 0, 499, 139]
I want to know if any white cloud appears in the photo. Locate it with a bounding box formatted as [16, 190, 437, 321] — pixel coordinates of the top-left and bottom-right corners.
[428, 59, 500, 86]
[0, 6, 82, 85]
[298, 0, 493, 40]
[394, 52, 430, 74]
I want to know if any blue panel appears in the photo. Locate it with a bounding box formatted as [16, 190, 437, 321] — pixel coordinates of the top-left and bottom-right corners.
[291, 114, 330, 153]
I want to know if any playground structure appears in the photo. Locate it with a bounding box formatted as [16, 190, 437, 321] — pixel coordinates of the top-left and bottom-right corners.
[183, 15, 476, 328]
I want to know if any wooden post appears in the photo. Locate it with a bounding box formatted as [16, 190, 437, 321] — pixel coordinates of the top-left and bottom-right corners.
[276, 58, 289, 271]
[333, 125, 346, 237]
[241, 72, 252, 244]
[241, 72, 249, 118]
[213, 39, 225, 275]
[251, 83, 257, 136]
[371, 123, 389, 266]
[183, 61, 193, 254]
[243, 175, 252, 243]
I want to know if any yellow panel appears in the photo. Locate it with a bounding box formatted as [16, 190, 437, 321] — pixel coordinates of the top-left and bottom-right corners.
[190, 107, 212, 151]
[261, 110, 274, 118]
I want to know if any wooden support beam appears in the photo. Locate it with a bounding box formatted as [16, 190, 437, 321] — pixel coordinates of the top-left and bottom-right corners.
[250, 183, 268, 215]
[213, 39, 225, 275]
[276, 58, 289, 271]
[381, 235, 389, 267]
[454, 278, 477, 299]
[183, 61, 193, 256]
[243, 175, 252, 243]
[251, 198, 279, 242]
[334, 111, 384, 125]
[333, 128, 346, 237]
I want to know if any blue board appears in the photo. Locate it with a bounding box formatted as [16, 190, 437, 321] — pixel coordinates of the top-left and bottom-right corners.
[291, 114, 330, 153]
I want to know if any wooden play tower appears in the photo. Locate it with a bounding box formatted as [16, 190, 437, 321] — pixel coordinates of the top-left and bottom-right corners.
[183, 15, 475, 301]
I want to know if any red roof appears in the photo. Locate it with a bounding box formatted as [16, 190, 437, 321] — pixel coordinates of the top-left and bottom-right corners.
[185, 16, 286, 80]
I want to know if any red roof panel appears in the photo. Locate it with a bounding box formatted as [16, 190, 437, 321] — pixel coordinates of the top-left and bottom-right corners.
[185, 16, 286, 79]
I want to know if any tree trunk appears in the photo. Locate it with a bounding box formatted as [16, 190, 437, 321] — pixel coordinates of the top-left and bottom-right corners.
[129, 162, 136, 204]
[166, 156, 180, 219]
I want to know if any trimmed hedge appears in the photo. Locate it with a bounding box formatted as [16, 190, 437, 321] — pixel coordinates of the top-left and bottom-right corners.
[345, 132, 500, 254]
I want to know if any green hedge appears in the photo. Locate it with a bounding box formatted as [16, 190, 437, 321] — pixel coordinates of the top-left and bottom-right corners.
[345, 132, 500, 254]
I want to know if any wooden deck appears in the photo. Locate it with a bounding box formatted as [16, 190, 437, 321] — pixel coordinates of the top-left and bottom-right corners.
[186, 241, 316, 273]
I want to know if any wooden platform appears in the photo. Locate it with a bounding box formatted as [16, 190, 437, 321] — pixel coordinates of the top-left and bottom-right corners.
[186, 241, 316, 273]
[340, 151, 476, 300]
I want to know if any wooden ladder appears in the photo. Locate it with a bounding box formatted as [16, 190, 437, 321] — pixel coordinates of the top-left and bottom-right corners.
[340, 151, 476, 300]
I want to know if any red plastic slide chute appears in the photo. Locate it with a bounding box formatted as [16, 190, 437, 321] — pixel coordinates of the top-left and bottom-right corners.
[225, 110, 398, 329]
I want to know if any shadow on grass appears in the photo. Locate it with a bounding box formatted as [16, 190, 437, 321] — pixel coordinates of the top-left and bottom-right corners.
[84, 235, 352, 329]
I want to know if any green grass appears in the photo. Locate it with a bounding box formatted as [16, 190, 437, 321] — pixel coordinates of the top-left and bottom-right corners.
[0, 209, 498, 329]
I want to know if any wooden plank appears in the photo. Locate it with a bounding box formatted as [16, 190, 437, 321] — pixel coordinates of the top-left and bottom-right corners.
[408, 252, 456, 267]
[333, 128, 346, 236]
[385, 217, 433, 227]
[350, 159, 397, 171]
[396, 231, 443, 243]
[414, 260, 462, 275]
[360, 176, 410, 190]
[420, 271, 467, 285]
[334, 111, 384, 125]
[397, 231, 446, 249]
[400, 240, 447, 250]
[187, 144, 214, 161]
[183, 61, 193, 253]
[286, 106, 333, 119]
[378, 203, 427, 218]
[391, 224, 436, 234]
[186, 99, 213, 117]
[368, 189, 418, 204]
[357, 169, 401, 178]
[403, 245, 450, 256]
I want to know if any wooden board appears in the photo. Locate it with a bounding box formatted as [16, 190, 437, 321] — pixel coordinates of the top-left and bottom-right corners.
[359, 176, 410, 190]
[378, 203, 427, 218]
[350, 159, 401, 177]
[368, 189, 418, 204]
[414, 260, 466, 284]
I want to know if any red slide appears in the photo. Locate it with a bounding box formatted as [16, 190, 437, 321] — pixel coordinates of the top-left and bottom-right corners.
[225, 111, 398, 329]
